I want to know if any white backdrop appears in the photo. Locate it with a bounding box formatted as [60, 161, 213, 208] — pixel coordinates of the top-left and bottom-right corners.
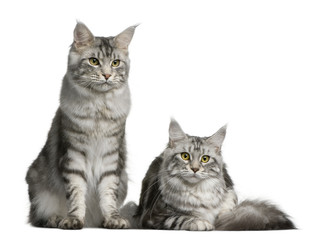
[0, 0, 314, 239]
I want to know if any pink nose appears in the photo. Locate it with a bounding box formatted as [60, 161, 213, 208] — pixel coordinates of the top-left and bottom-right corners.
[103, 74, 111, 80]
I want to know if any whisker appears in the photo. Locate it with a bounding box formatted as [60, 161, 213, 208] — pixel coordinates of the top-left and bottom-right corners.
[149, 174, 179, 219]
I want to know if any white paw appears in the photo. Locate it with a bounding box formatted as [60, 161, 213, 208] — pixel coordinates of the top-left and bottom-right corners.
[58, 216, 84, 230]
[103, 215, 130, 229]
[181, 218, 214, 231]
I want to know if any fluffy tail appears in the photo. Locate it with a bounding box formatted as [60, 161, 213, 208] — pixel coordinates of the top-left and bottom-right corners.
[215, 200, 296, 230]
[119, 201, 139, 229]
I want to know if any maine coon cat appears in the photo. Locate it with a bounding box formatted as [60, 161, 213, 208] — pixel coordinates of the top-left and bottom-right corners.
[129, 119, 295, 230]
[26, 22, 137, 229]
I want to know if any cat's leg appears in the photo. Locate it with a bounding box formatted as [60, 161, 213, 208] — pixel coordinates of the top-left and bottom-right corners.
[59, 173, 87, 229]
[116, 168, 128, 207]
[58, 154, 87, 230]
[98, 168, 129, 229]
[97, 143, 129, 229]
[163, 216, 214, 231]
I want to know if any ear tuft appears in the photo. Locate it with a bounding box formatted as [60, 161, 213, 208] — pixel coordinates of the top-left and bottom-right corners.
[114, 25, 138, 49]
[73, 22, 94, 48]
[169, 119, 187, 147]
[207, 124, 227, 148]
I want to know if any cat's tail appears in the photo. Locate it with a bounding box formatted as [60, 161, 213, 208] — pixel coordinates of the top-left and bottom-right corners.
[215, 200, 296, 230]
[119, 201, 139, 229]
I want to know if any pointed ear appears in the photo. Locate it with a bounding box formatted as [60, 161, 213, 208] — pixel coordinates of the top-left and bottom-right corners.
[73, 22, 94, 48]
[114, 25, 138, 49]
[206, 125, 227, 149]
[169, 119, 187, 147]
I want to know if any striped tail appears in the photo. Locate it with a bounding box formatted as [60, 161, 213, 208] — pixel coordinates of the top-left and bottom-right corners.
[215, 200, 296, 230]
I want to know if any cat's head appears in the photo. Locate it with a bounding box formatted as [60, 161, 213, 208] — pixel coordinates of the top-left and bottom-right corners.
[67, 22, 136, 92]
[162, 119, 227, 184]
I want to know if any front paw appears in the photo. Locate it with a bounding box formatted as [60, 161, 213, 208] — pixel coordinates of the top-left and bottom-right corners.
[45, 215, 63, 228]
[181, 218, 214, 231]
[58, 216, 84, 230]
[103, 215, 130, 229]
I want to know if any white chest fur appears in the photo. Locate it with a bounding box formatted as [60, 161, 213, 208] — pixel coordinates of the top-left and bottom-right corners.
[62, 83, 130, 177]
[161, 177, 226, 225]
[191, 180, 226, 224]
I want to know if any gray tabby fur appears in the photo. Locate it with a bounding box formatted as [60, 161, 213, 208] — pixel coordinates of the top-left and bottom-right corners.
[129, 119, 295, 230]
[26, 22, 137, 229]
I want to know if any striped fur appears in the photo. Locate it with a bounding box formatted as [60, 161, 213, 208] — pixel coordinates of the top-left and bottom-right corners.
[26, 22, 136, 229]
[133, 120, 295, 231]
[215, 200, 296, 230]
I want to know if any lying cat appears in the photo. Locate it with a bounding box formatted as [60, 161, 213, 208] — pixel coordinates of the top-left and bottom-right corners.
[122, 119, 295, 230]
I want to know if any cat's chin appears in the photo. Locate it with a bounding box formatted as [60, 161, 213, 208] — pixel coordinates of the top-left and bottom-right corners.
[180, 174, 205, 184]
[72, 76, 122, 93]
[78, 82, 116, 93]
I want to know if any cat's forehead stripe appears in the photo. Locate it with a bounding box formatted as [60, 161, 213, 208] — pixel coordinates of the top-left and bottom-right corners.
[191, 137, 202, 151]
[98, 38, 114, 58]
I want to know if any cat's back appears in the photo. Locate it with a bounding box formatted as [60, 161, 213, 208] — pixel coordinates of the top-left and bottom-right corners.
[26, 108, 63, 184]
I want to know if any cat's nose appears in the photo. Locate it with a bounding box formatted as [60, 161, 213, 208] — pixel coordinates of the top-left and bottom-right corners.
[103, 74, 111, 80]
[191, 167, 199, 173]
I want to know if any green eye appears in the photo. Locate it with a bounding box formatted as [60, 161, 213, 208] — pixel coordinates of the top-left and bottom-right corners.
[201, 155, 210, 163]
[181, 152, 190, 161]
[111, 59, 120, 67]
[89, 58, 100, 66]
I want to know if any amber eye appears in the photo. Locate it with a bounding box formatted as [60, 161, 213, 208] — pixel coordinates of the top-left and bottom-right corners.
[89, 58, 100, 66]
[111, 59, 120, 67]
[181, 152, 190, 161]
[201, 155, 210, 163]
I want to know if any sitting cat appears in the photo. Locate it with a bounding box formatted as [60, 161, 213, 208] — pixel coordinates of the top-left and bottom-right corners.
[127, 119, 295, 230]
[26, 22, 137, 229]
